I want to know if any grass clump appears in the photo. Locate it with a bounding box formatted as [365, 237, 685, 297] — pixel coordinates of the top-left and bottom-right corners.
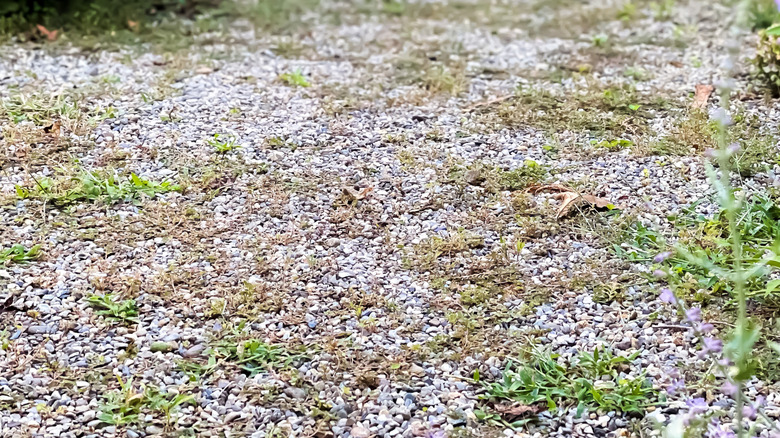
[649, 110, 778, 175]
[15, 170, 180, 207]
[206, 133, 241, 153]
[447, 160, 546, 192]
[496, 84, 669, 137]
[479, 347, 653, 415]
[86, 294, 139, 324]
[2, 94, 80, 125]
[279, 69, 310, 87]
[98, 375, 194, 428]
[618, 194, 780, 305]
[0, 244, 41, 264]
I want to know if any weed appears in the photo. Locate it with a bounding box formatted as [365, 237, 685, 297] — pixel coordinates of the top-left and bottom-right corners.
[480, 347, 655, 415]
[206, 133, 241, 153]
[16, 170, 180, 207]
[0, 244, 41, 264]
[651, 0, 675, 20]
[2, 94, 80, 125]
[592, 139, 633, 151]
[98, 375, 194, 428]
[86, 294, 139, 324]
[279, 69, 310, 87]
[748, 0, 779, 30]
[591, 34, 609, 48]
[459, 285, 493, 307]
[421, 64, 468, 95]
[495, 84, 670, 137]
[184, 334, 308, 378]
[497, 160, 547, 191]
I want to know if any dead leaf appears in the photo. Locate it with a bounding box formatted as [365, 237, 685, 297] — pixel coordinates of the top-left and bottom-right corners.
[529, 185, 613, 219]
[43, 120, 61, 137]
[554, 192, 612, 220]
[36, 25, 58, 41]
[692, 84, 714, 110]
[195, 66, 215, 75]
[493, 403, 545, 420]
[669, 60, 683, 68]
[341, 187, 373, 203]
[127, 20, 139, 31]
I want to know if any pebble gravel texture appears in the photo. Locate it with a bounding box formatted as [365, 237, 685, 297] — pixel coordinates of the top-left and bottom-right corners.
[1, 0, 780, 437]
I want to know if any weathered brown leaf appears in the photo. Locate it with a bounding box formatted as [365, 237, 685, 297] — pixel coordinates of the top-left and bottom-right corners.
[36, 25, 58, 41]
[493, 403, 545, 419]
[692, 84, 714, 110]
[554, 192, 612, 219]
[127, 20, 139, 31]
[43, 120, 61, 137]
[341, 187, 373, 203]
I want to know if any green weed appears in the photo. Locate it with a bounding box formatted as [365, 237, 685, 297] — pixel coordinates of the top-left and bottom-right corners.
[86, 294, 139, 324]
[207, 133, 241, 153]
[480, 347, 654, 415]
[0, 244, 41, 264]
[2, 94, 80, 125]
[279, 69, 310, 87]
[98, 375, 194, 428]
[15, 170, 180, 207]
[592, 139, 633, 151]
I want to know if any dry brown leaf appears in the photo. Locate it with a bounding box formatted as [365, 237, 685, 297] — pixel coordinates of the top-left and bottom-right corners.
[127, 20, 139, 31]
[554, 192, 611, 219]
[493, 403, 545, 419]
[342, 187, 373, 203]
[36, 25, 59, 41]
[692, 84, 714, 110]
[43, 120, 61, 137]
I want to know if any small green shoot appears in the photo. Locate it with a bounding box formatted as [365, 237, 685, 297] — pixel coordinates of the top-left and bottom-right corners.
[206, 133, 241, 153]
[279, 69, 310, 87]
[86, 294, 139, 324]
[0, 244, 41, 264]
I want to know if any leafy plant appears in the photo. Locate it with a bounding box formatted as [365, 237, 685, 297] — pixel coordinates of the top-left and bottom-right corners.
[86, 294, 139, 324]
[279, 69, 310, 87]
[497, 160, 546, 191]
[754, 25, 780, 96]
[481, 348, 655, 416]
[15, 170, 180, 207]
[206, 133, 241, 153]
[211, 338, 302, 376]
[0, 244, 41, 264]
[98, 375, 194, 428]
[592, 139, 633, 150]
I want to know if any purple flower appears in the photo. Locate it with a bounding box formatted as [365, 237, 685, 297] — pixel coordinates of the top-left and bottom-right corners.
[686, 397, 708, 415]
[699, 322, 714, 333]
[775, 0, 780, 10]
[727, 143, 741, 155]
[742, 404, 757, 420]
[659, 288, 676, 304]
[699, 337, 723, 358]
[685, 307, 701, 323]
[704, 148, 718, 158]
[654, 251, 673, 263]
[721, 380, 738, 396]
[709, 426, 736, 438]
[653, 269, 668, 278]
[667, 378, 685, 395]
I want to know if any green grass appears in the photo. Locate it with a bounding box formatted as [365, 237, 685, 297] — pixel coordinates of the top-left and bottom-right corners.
[15, 170, 180, 207]
[98, 375, 194, 428]
[279, 69, 310, 87]
[0, 244, 41, 264]
[618, 194, 780, 305]
[207, 133, 241, 153]
[86, 294, 139, 324]
[478, 347, 654, 417]
[495, 83, 671, 137]
[1, 94, 80, 125]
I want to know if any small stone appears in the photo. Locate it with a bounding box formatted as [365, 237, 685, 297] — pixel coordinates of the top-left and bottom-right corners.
[350, 425, 371, 438]
[409, 364, 425, 376]
[182, 344, 205, 358]
[284, 387, 306, 400]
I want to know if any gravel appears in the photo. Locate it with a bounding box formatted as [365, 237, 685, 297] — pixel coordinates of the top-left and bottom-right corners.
[1, 0, 780, 437]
